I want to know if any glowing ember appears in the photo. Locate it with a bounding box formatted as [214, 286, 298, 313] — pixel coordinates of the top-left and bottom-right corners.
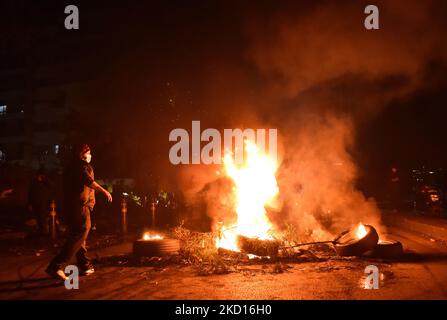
[247, 254, 271, 260]
[142, 233, 163, 241]
[356, 223, 368, 239]
[216, 140, 279, 251]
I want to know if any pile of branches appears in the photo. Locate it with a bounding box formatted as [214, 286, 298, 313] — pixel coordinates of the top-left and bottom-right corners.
[172, 225, 238, 275]
[172, 225, 218, 263]
[278, 224, 336, 259]
[170, 223, 334, 275]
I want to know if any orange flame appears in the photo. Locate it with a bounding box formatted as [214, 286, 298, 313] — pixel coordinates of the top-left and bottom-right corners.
[216, 141, 279, 251]
[143, 233, 163, 241]
[356, 223, 367, 239]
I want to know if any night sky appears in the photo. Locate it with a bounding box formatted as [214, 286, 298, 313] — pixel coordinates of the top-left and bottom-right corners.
[1, 0, 446, 193]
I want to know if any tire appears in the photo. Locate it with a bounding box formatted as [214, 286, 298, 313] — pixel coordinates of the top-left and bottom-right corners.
[133, 238, 180, 257]
[334, 225, 379, 256]
[370, 240, 403, 259]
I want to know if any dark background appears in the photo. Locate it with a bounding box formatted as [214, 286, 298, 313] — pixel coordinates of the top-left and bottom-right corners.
[1, 0, 446, 197]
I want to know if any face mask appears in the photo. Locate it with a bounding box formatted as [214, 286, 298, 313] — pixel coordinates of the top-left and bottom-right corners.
[84, 154, 92, 163]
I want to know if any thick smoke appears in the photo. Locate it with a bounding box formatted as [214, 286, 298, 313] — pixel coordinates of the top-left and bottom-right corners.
[176, 0, 447, 239]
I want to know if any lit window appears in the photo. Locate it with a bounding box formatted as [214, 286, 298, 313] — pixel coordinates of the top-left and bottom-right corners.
[54, 144, 60, 155]
[0, 105, 7, 115]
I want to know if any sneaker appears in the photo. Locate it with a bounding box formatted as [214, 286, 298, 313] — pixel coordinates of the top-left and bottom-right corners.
[45, 265, 68, 281]
[79, 264, 95, 276]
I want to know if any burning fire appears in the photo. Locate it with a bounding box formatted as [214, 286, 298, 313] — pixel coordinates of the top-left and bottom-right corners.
[216, 141, 279, 251]
[355, 223, 367, 239]
[143, 233, 163, 241]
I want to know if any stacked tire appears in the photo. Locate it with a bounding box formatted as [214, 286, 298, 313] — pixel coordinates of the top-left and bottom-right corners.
[334, 225, 379, 256]
[369, 240, 403, 259]
[334, 225, 403, 258]
[133, 238, 180, 257]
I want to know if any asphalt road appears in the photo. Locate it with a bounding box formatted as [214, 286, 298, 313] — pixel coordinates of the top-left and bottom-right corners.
[0, 224, 447, 299]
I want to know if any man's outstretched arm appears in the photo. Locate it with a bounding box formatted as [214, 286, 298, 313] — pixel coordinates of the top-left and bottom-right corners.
[90, 181, 113, 202]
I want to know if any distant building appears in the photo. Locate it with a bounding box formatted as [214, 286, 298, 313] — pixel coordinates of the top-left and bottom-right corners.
[0, 6, 108, 171]
[0, 68, 82, 170]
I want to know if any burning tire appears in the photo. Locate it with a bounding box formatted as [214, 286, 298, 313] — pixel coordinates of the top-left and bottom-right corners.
[334, 225, 379, 256]
[237, 235, 281, 257]
[133, 238, 180, 257]
[370, 240, 403, 259]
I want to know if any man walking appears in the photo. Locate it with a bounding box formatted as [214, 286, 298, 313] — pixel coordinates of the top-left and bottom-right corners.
[46, 144, 112, 280]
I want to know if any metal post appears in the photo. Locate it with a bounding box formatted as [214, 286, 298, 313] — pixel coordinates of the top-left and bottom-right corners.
[150, 201, 156, 229]
[121, 197, 128, 235]
[49, 200, 57, 242]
